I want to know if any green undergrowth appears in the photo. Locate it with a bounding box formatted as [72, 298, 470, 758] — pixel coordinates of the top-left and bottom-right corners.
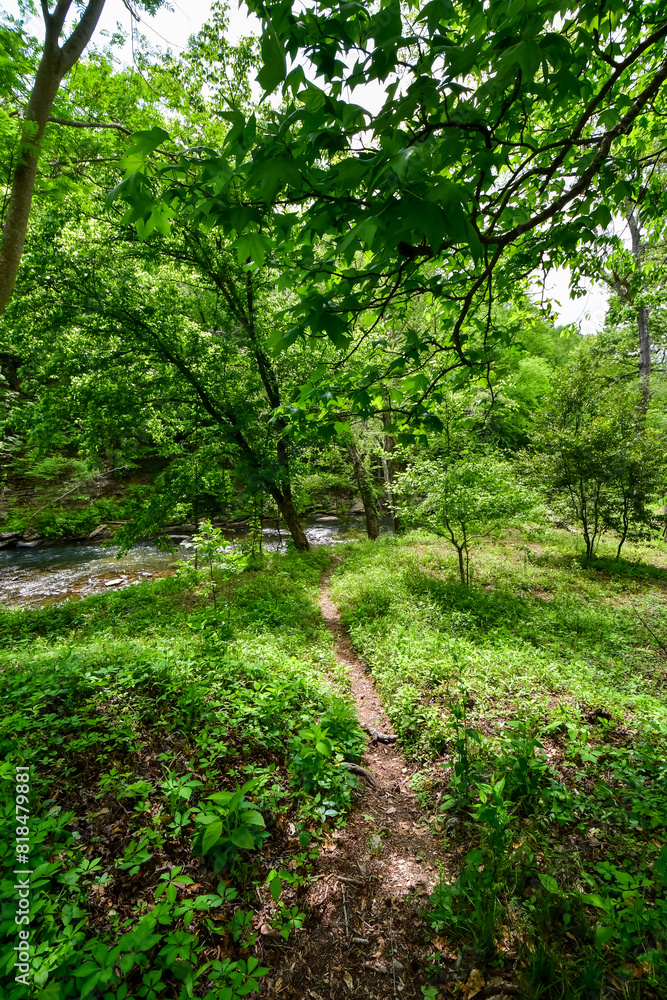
[0, 548, 364, 1000]
[0, 487, 154, 540]
[330, 529, 667, 747]
[331, 529, 667, 997]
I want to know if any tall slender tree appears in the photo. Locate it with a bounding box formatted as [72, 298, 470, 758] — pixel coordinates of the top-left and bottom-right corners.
[0, 0, 163, 315]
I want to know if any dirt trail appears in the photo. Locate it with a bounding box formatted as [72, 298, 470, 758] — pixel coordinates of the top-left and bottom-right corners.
[258, 572, 451, 999]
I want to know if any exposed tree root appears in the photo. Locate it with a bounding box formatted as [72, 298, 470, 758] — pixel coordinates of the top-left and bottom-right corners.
[340, 761, 384, 791]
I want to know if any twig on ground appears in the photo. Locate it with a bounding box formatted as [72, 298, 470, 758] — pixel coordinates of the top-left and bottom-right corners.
[388, 898, 397, 998]
[635, 612, 667, 654]
[341, 885, 349, 940]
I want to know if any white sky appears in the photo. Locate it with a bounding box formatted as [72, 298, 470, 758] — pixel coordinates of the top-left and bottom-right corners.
[1, 0, 610, 334]
[533, 268, 608, 335]
[0, 0, 259, 53]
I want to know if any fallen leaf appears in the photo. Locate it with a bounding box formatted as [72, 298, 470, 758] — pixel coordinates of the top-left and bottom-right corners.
[464, 968, 485, 999]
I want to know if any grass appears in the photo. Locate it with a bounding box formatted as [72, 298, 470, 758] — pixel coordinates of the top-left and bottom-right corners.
[331, 527, 667, 998]
[0, 548, 364, 1000]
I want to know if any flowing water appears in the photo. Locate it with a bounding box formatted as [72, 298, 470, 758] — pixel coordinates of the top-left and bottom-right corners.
[0, 514, 374, 608]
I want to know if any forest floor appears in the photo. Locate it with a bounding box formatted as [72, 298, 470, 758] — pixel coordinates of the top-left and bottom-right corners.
[1, 528, 666, 1000]
[255, 572, 461, 1000]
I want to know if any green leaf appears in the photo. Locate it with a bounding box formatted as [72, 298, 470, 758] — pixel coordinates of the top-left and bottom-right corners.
[235, 233, 267, 267]
[270, 875, 282, 902]
[595, 924, 616, 947]
[267, 326, 301, 353]
[370, 0, 402, 45]
[246, 157, 301, 202]
[538, 873, 559, 895]
[170, 961, 193, 981]
[257, 26, 286, 93]
[417, 0, 455, 33]
[37, 984, 63, 1000]
[72, 964, 99, 978]
[207, 791, 232, 804]
[581, 892, 612, 911]
[79, 974, 102, 998]
[121, 127, 170, 168]
[202, 821, 223, 855]
[242, 809, 265, 828]
[228, 788, 245, 812]
[230, 825, 256, 849]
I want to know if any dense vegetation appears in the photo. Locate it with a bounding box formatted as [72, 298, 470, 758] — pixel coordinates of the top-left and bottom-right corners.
[2, 1, 667, 998]
[332, 531, 667, 990]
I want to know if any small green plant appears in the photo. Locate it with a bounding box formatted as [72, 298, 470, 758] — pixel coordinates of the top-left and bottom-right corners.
[440, 689, 482, 806]
[270, 904, 306, 940]
[181, 519, 247, 610]
[116, 838, 154, 876]
[205, 956, 269, 999]
[160, 770, 203, 835]
[226, 908, 256, 947]
[153, 865, 194, 905]
[193, 779, 268, 871]
[290, 722, 358, 819]
[427, 848, 504, 963]
[495, 720, 550, 812]
[579, 846, 667, 964]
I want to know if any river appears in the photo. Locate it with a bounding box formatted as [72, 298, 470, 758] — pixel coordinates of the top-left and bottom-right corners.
[0, 514, 374, 608]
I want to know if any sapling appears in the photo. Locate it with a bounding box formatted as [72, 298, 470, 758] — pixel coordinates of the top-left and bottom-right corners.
[393, 455, 536, 585]
[182, 519, 247, 611]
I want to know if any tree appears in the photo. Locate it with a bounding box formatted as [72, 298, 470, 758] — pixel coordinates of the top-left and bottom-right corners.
[3, 209, 320, 549]
[393, 454, 535, 584]
[1, 13, 325, 551]
[574, 193, 667, 415]
[0, 0, 163, 316]
[530, 359, 665, 557]
[114, 0, 667, 428]
[345, 433, 380, 540]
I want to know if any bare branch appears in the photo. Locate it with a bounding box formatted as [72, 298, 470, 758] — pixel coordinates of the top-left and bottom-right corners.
[47, 117, 133, 135]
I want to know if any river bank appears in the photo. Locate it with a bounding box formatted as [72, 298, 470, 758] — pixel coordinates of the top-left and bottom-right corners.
[0, 512, 380, 607]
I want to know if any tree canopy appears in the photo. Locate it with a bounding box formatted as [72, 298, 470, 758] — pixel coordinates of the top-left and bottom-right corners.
[111, 0, 667, 421]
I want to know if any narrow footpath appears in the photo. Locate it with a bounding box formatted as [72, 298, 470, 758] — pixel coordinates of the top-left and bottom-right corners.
[258, 571, 451, 999]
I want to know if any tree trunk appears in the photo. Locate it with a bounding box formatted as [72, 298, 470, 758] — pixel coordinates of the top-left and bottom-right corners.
[456, 545, 466, 585]
[347, 441, 379, 540]
[0, 0, 107, 316]
[0, 67, 59, 314]
[616, 504, 629, 561]
[463, 528, 470, 586]
[269, 487, 310, 551]
[381, 413, 401, 533]
[637, 304, 651, 415]
[627, 208, 651, 415]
